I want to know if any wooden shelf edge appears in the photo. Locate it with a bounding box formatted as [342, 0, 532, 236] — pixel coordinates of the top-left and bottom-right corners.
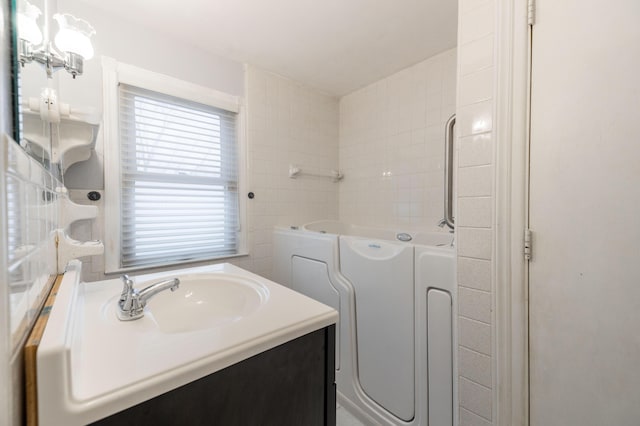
[24, 275, 65, 426]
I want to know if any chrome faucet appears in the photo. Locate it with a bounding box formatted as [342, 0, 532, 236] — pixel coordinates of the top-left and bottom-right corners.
[437, 218, 455, 234]
[117, 274, 180, 321]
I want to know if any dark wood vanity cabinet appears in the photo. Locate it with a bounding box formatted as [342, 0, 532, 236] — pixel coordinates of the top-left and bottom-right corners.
[91, 325, 336, 426]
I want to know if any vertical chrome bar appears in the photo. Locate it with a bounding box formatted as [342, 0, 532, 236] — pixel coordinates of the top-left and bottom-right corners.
[444, 114, 456, 229]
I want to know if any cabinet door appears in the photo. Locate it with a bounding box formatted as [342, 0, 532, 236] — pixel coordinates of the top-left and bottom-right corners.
[92, 327, 335, 426]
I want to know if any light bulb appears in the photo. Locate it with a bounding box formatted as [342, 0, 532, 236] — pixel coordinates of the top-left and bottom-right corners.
[17, 1, 43, 45]
[53, 13, 95, 60]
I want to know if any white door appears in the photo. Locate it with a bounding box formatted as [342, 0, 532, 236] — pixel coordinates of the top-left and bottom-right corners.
[529, 1, 640, 425]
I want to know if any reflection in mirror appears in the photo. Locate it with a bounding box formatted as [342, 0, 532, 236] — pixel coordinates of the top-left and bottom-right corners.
[8, 0, 98, 349]
[14, 0, 96, 179]
[15, 0, 55, 173]
[4, 136, 59, 349]
[6, 163, 25, 336]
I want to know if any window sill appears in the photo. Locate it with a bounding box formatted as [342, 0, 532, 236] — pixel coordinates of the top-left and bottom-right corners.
[104, 252, 250, 276]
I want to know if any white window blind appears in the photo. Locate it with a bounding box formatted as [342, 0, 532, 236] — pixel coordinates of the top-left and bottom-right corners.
[118, 84, 239, 269]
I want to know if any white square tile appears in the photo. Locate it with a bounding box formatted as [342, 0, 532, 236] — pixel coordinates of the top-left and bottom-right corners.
[425, 60, 444, 94]
[459, 286, 492, 323]
[457, 197, 492, 228]
[460, 407, 493, 426]
[457, 227, 493, 260]
[7, 139, 31, 179]
[458, 257, 492, 291]
[458, 67, 494, 106]
[460, 0, 494, 16]
[459, 318, 492, 356]
[459, 0, 495, 45]
[459, 377, 492, 422]
[460, 35, 494, 76]
[458, 165, 493, 197]
[457, 101, 493, 136]
[458, 133, 493, 167]
[459, 346, 492, 388]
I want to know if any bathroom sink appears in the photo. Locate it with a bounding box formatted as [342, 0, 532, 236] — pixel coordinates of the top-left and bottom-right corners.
[140, 274, 268, 333]
[37, 261, 337, 426]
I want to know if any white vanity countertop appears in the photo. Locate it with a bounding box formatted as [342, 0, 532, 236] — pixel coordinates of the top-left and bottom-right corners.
[37, 262, 338, 426]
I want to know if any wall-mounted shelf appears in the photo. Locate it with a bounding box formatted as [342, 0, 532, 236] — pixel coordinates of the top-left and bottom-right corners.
[288, 164, 344, 182]
[21, 92, 100, 172]
[56, 187, 99, 230]
[56, 229, 104, 272]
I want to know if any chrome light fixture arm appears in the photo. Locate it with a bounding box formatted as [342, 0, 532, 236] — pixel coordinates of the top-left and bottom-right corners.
[19, 42, 85, 78]
[17, 4, 94, 79]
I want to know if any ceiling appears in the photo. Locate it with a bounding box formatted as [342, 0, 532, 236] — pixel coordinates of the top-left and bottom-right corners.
[81, 0, 457, 97]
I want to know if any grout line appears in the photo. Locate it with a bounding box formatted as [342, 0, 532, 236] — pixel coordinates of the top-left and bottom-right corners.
[457, 195, 493, 200]
[459, 378, 494, 421]
[458, 130, 493, 138]
[457, 162, 493, 170]
[459, 344, 492, 358]
[458, 96, 494, 109]
[460, 407, 493, 425]
[455, 254, 492, 262]
[456, 225, 493, 231]
[459, 342, 491, 358]
[459, 374, 492, 391]
[458, 255, 491, 263]
[459, 0, 494, 17]
[459, 284, 491, 294]
[458, 314, 491, 326]
[459, 63, 494, 79]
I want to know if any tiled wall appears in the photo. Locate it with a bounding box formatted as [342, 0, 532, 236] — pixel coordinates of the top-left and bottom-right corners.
[242, 66, 340, 279]
[339, 49, 456, 231]
[1, 136, 60, 426]
[4, 139, 59, 346]
[455, 0, 496, 424]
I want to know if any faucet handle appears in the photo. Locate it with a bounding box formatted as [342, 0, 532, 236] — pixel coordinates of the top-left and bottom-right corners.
[119, 274, 134, 303]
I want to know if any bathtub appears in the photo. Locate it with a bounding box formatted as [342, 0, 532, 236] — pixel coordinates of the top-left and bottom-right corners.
[273, 220, 456, 426]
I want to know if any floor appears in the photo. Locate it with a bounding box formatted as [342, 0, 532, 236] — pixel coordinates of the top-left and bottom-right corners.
[336, 403, 365, 426]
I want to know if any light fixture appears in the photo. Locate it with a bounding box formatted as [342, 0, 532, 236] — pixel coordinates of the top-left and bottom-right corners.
[17, 1, 95, 79]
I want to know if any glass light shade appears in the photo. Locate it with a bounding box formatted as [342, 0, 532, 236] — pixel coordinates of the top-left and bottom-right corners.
[53, 13, 96, 60]
[17, 1, 43, 45]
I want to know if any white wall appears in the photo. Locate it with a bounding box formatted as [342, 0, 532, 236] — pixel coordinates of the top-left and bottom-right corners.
[57, 0, 244, 280]
[59, 0, 245, 190]
[58, 1, 340, 282]
[339, 49, 456, 231]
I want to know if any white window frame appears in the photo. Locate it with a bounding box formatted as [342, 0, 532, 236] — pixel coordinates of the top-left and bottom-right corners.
[103, 57, 247, 273]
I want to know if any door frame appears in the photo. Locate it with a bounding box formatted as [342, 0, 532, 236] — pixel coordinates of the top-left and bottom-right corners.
[494, 0, 531, 425]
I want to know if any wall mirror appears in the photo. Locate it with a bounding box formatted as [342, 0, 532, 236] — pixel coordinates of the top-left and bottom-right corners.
[7, 0, 98, 347]
[6, 0, 62, 349]
[13, 0, 98, 180]
[14, 0, 56, 175]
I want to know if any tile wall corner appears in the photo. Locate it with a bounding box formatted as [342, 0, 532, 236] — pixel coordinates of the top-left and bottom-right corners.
[245, 66, 340, 279]
[338, 48, 458, 232]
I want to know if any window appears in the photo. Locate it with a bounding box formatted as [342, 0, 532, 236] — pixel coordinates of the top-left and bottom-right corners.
[104, 59, 244, 272]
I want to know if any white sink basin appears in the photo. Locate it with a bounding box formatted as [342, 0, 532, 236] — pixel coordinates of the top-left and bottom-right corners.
[37, 262, 337, 426]
[131, 274, 268, 333]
